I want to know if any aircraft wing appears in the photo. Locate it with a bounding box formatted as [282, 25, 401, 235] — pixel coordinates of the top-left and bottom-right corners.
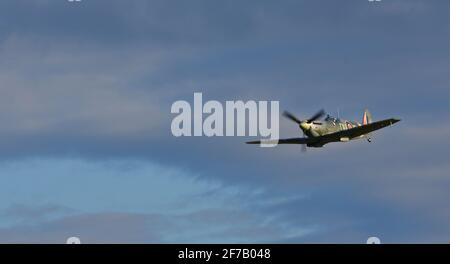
[246, 137, 315, 145]
[320, 118, 401, 143]
[246, 118, 400, 146]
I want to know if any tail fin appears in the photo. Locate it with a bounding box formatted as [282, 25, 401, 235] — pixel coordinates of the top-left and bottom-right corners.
[362, 109, 372, 125]
[362, 109, 372, 142]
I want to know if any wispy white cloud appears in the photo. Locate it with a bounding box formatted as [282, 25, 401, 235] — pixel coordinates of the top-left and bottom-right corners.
[0, 158, 314, 243]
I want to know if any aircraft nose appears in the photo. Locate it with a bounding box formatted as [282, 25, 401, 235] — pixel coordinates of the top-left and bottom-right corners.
[300, 121, 311, 131]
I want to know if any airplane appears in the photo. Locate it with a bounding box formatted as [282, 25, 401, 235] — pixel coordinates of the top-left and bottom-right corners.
[246, 109, 400, 150]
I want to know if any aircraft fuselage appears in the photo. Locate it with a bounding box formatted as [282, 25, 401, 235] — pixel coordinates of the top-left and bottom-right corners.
[301, 116, 367, 146]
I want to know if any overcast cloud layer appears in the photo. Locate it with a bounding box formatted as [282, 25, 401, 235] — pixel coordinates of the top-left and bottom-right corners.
[0, 0, 449, 243]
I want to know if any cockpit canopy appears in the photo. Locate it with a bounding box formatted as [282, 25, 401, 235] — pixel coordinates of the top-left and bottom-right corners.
[325, 114, 339, 122]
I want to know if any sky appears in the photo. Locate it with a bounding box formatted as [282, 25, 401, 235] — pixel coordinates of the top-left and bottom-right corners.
[0, 0, 449, 243]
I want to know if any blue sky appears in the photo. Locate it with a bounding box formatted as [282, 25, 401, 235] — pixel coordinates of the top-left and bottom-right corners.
[0, 0, 449, 243]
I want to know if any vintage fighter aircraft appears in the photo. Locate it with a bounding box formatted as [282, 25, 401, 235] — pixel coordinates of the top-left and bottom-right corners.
[246, 109, 400, 150]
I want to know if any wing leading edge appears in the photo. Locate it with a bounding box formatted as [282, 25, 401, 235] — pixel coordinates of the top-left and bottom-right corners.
[246, 137, 314, 145]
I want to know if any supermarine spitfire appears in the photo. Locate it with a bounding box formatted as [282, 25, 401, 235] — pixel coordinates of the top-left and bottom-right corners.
[247, 109, 400, 150]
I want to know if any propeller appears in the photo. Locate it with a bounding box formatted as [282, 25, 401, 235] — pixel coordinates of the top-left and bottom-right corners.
[283, 109, 325, 125]
[306, 109, 325, 123]
[282, 111, 303, 125]
[282, 109, 325, 153]
[301, 131, 307, 152]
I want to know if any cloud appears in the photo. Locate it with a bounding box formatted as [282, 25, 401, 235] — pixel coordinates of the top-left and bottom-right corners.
[0, 211, 162, 243]
[0, 208, 315, 243]
[0, 158, 316, 243]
